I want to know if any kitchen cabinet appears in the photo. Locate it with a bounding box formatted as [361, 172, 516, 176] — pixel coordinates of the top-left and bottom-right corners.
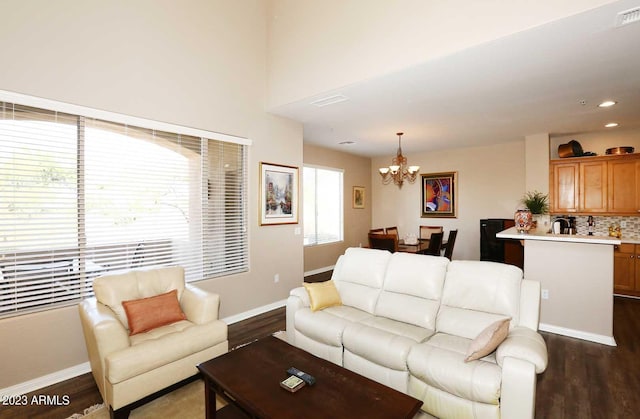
[550, 154, 640, 215]
[551, 162, 579, 213]
[550, 160, 607, 213]
[613, 243, 640, 296]
[608, 159, 640, 214]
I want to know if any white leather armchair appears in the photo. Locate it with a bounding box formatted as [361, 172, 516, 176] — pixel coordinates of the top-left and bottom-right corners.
[78, 266, 228, 418]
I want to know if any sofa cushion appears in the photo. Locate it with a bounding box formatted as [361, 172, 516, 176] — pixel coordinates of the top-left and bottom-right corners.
[331, 248, 391, 314]
[359, 316, 434, 343]
[106, 318, 226, 384]
[465, 318, 510, 362]
[408, 334, 502, 405]
[343, 322, 416, 371]
[375, 253, 448, 329]
[294, 306, 371, 347]
[437, 261, 521, 339]
[303, 280, 342, 311]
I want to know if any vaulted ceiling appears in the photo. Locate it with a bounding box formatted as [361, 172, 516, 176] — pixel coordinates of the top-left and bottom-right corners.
[268, 1, 640, 157]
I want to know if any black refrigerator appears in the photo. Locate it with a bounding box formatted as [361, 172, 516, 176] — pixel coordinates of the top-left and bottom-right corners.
[480, 219, 524, 269]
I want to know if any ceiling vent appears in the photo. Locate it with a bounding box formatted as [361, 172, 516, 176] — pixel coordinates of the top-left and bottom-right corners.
[615, 6, 640, 27]
[310, 94, 349, 107]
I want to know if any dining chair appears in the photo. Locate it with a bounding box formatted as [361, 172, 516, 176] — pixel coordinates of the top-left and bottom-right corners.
[385, 226, 399, 237]
[368, 233, 399, 253]
[442, 229, 458, 259]
[421, 232, 444, 256]
[369, 228, 385, 234]
[419, 225, 443, 240]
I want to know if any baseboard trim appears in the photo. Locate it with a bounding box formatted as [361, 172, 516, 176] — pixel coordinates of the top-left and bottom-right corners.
[304, 265, 334, 277]
[221, 299, 287, 325]
[539, 323, 617, 346]
[0, 362, 91, 397]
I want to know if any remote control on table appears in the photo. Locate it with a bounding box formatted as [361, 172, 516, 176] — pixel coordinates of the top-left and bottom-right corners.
[287, 367, 316, 386]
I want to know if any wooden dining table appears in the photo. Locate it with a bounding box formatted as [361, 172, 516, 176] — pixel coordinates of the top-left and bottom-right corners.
[397, 238, 446, 254]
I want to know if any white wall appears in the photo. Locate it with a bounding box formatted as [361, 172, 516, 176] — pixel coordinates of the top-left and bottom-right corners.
[0, 0, 304, 389]
[266, 0, 617, 107]
[525, 133, 551, 194]
[371, 141, 525, 260]
[551, 127, 640, 158]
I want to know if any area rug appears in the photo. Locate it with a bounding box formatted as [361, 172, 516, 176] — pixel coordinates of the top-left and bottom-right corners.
[67, 379, 221, 418]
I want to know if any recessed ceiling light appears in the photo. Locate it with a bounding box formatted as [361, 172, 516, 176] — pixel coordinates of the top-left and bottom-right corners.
[338, 140, 355, 145]
[605, 122, 619, 128]
[599, 100, 617, 107]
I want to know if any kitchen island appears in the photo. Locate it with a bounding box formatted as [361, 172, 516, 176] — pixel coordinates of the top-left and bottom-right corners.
[497, 227, 620, 346]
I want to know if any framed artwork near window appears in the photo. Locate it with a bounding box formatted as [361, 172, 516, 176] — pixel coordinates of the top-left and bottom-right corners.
[259, 162, 299, 225]
[353, 186, 365, 209]
[421, 171, 457, 218]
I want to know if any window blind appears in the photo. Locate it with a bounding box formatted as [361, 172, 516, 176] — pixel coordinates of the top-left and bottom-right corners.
[0, 101, 248, 317]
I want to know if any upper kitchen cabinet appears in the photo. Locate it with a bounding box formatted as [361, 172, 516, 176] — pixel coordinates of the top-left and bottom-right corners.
[551, 161, 579, 213]
[550, 159, 607, 213]
[580, 160, 608, 213]
[550, 154, 640, 215]
[608, 158, 640, 214]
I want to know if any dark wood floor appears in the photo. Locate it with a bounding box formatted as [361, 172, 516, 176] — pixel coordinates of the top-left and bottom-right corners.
[535, 296, 640, 418]
[2, 297, 639, 419]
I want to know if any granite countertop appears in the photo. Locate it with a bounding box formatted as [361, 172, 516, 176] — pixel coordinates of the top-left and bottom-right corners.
[496, 227, 621, 245]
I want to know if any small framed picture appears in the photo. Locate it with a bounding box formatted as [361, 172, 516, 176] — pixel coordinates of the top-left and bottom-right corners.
[421, 172, 457, 218]
[353, 186, 365, 209]
[259, 162, 299, 225]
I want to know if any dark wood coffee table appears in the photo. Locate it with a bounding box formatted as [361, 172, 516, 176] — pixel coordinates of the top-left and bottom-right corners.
[197, 336, 422, 419]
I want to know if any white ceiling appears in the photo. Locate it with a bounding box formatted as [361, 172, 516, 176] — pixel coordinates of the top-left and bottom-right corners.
[268, 1, 640, 157]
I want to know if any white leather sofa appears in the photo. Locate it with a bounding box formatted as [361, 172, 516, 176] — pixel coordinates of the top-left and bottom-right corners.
[286, 248, 548, 419]
[78, 266, 228, 417]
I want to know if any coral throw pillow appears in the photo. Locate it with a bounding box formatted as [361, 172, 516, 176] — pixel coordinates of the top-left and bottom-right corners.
[465, 318, 511, 362]
[303, 280, 343, 312]
[122, 289, 187, 335]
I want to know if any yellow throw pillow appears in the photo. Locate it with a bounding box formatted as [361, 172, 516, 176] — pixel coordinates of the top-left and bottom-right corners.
[464, 318, 511, 362]
[303, 280, 342, 312]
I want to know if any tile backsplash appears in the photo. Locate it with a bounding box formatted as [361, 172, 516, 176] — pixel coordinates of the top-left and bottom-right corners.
[550, 215, 640, 239]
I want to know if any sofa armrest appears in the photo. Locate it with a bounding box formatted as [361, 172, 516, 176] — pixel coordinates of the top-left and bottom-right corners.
[78, 298, 130, 397]
[500, 356, 537, 419]
[519, 279, 541, 330]
[286, 286, 309, 345]
[496, 326, 548, 373]
[289, 286, 310, 307]
[181, 284, 220, 324]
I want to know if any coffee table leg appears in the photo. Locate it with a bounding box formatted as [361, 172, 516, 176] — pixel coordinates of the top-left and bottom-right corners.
[204, 378, 216, 419]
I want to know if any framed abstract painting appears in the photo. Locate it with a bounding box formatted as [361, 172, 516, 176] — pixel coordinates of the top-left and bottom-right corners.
[259, 162, 299, 225]
[421, 172, 457, 218]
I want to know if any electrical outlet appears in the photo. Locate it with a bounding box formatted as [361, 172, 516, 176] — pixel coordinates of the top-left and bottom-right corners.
[541, 289, 549, 300]
[621, 221, 627, 228]
[274, 273, 280, 283]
